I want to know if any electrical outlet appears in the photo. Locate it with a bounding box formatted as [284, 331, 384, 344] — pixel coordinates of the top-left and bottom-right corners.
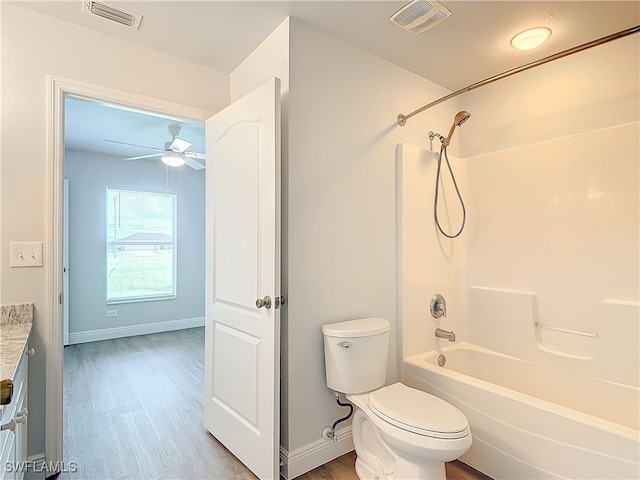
[107, 310, 118, 317]
[10, 242, 43, 267]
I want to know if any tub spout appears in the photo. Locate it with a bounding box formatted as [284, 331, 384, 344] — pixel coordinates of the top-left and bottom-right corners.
[435, 328, 456, 342]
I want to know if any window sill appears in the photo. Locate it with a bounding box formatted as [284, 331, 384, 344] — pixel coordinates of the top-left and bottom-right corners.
[107, 295, 176, 305]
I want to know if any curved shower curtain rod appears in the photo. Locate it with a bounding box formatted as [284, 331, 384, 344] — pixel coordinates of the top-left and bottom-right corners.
[397, 25, 640, 126]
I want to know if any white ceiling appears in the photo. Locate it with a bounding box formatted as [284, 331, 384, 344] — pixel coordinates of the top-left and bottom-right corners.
[16, 0, 640, 159]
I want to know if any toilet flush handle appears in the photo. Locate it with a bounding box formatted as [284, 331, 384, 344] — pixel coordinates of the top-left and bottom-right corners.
[337, 341, 351, 349]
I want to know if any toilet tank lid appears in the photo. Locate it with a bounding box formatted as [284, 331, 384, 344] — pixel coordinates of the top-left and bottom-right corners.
[322, 317, 390, 338]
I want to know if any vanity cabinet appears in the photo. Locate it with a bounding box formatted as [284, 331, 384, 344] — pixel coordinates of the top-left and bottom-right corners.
[1, 347, 29, 480]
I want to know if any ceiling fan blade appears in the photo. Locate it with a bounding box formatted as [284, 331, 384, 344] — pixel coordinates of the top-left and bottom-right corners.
[103, 139, 163, 151]
[184, 151, 206, 160]
[168, 137, 192, 153]
[182, 155, 205, 170]
[125, 153, 162, 160]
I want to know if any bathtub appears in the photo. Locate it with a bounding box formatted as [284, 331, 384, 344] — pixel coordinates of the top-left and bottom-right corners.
[403, 343, 640, 479]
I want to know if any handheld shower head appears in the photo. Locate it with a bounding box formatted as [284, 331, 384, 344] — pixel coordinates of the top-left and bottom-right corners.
[454, 111, 471, 126]
[442, 111, 471, 148]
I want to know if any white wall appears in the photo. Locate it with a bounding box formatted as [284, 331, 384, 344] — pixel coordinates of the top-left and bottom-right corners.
[461, 35, 640, 157]
[397, 144, 468, 360]
[231, 18, 290, 103]
[398, 25, 639, 384]
[229, 17, 292, 455]
[232, 16, 462, 477]
[285, 18, 456, 474]
[460, 34, 639, 374]
[64, 150, 205, 341]
[1, 3, 228, 457]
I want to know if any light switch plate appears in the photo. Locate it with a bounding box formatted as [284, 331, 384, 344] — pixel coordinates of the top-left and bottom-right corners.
[10, 242, 43, 267]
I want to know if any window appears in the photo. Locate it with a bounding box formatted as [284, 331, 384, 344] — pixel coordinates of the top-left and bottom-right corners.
[106, 188, 176, 303]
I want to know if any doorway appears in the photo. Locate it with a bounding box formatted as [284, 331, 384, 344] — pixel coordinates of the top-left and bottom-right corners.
[46, 76, 212, 470]
[62, 96, 206, 345]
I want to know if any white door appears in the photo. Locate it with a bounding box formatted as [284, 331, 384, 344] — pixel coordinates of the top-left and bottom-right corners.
[204, 78, 282, 480]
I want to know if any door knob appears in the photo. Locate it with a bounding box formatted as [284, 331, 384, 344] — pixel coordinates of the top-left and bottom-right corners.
[1, 419, 16, 432]
[256, 296, 272, 309]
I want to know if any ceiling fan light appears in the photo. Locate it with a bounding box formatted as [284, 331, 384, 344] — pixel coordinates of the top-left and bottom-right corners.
[161, 151, 185, 167]
[511, 27, 551, 50]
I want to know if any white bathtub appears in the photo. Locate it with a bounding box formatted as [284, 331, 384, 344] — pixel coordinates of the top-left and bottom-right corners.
[403, 343, 640, 479]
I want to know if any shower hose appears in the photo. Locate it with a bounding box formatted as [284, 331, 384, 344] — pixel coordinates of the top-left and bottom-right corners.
[434, 145, 466, 238]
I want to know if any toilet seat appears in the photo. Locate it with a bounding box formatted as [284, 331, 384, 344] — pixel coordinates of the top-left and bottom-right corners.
[369, 383, 470, 439]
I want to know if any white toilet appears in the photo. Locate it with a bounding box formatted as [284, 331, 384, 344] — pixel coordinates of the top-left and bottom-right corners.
[322, 317, 471, 480]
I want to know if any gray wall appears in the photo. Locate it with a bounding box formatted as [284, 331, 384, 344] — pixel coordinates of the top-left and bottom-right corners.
[285, 18, 455, 456]
[229, 19, 457, 473]
[64, 150, 205, 337]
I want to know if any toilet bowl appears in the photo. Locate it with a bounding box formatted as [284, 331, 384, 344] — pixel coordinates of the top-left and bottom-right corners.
[348, 383, 471, 479]
[322, 318, 471, 480]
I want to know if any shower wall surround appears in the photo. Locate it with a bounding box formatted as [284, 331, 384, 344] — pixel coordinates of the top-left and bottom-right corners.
[396, 143, 467, 359]
[464, 123, 638, 366]
[460, 33, 639, 361]
[399, 29, 638, 377]
[397, 31, 639, 477]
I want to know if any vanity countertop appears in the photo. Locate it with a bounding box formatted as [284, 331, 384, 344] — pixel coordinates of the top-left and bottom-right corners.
[1, 303, 34, 391]
[0, 322, 32, 383]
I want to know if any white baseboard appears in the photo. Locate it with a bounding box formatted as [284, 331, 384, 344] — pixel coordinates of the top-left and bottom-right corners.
[68, 317, 204, 344]
[280, 426, 353, 480]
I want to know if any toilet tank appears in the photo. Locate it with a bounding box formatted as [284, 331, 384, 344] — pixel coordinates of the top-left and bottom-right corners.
[322, 317, 390, 394]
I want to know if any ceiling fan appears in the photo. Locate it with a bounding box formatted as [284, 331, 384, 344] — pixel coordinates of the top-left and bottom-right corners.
[104, 124, 205, 170]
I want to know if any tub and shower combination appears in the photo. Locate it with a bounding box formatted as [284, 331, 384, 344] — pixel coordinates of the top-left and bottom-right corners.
[396, 136, 639, 478]
[404, 341, 639, 479]
[400, 289, 640, 479]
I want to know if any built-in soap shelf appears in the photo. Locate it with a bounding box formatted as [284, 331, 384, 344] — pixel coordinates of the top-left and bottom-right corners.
[468, 285, 599, 359]
[534, 322, 597, 360]
[534, 299, 639, 365]
[468, 286, 639, 387]
[534, 323, 597, 339]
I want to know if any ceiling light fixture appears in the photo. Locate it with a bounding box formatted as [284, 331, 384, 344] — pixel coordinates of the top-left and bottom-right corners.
[511, 27, 552, 50]
[161, 151, 185, 167]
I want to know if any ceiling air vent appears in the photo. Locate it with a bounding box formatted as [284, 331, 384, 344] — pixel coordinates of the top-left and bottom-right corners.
[82, 0, 143, 30]
[390, 0, 450, 34]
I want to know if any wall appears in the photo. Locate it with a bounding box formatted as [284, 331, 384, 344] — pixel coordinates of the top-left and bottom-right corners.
[398, 31, 639, 362]
[229, 16, 291, 458]
[64, 150, 205, 342]
[1, 3, 228, 457]
[459, 33, 639, 381]
[232, 16, 463, 477]
[461, 34, 639, 341]
[230, 18, 290, 103]
[284, 19, 456, 476]
[396, 143, 468, 360]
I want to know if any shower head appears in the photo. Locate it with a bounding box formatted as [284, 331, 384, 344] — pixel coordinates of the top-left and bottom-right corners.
[454, 111, 471, 126]
[442, 111, 471, 148]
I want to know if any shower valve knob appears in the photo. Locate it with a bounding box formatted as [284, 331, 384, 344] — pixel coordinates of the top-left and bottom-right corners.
[430, 294, 447, 318]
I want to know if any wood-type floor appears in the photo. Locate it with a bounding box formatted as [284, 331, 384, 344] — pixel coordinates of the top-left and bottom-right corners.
[62, 327, 488, 479]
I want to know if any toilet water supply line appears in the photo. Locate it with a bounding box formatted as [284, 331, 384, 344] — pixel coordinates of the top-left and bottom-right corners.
[324, 392, 354, 442]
